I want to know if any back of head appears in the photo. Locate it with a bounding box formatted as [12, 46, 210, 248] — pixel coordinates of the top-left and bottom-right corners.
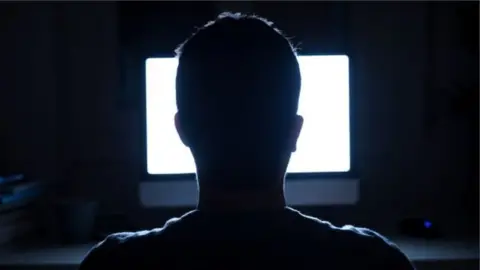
[175, 12, 301, 190]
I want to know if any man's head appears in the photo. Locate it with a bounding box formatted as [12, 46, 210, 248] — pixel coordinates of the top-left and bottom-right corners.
[175, 12, 303, 191]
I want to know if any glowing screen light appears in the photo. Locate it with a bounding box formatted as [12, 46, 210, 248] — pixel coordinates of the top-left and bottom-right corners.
[146, 55, 350, 175]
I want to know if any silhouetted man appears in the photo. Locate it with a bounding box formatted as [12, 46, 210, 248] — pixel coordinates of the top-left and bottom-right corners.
[80, 12, 414, 270]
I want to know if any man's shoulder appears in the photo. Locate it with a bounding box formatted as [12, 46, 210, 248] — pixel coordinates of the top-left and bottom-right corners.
[290, 208, 414, 269]
[80, 208, 413, 269]
[79, 211, 194, 269]
[342, 226, 413, 269]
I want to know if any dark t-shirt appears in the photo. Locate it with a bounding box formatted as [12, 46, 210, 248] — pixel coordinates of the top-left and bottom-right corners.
[80, 207, 414, 270]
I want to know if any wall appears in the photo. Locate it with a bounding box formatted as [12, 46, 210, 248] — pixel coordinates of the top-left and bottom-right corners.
[0, 3, 477, 236]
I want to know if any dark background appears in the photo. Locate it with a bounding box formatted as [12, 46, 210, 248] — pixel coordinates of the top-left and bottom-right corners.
[0, 2, 477, 237]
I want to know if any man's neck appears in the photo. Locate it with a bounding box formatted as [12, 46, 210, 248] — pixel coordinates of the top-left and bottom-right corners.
[197, 186, 286, 212]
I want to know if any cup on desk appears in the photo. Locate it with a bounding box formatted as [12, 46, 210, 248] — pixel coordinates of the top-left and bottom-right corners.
[56, 199, 98, 244]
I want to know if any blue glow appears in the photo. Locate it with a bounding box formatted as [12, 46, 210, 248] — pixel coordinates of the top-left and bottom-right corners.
[424, 220, 432, 229]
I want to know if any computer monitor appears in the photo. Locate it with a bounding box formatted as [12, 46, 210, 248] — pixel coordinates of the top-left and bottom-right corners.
[146, 55, 350, 175]
[141, 55, 357, 207]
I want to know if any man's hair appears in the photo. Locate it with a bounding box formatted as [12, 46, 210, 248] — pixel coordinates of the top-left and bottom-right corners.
[175, 12, 301, 189]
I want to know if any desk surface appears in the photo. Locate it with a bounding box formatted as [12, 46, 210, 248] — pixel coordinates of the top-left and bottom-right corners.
[0, 238, 478, 266]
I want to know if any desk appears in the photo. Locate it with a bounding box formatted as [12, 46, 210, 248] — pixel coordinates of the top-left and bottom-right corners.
[0, 238, 478, 270]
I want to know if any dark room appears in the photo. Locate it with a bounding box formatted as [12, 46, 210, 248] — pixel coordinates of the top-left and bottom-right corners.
[0, 1, 478, 270]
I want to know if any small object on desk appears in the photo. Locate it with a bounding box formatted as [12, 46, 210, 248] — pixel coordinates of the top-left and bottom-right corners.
[0, 177, 41, 247]
[399, 217, 441, 239]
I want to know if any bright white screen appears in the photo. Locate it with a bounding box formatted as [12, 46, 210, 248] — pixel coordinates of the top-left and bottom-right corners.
[146, 55, 350, 175]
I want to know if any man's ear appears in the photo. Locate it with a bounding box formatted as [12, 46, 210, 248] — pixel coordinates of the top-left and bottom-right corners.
[291, 114, 303, 152]
[174, 112, 190, 147]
